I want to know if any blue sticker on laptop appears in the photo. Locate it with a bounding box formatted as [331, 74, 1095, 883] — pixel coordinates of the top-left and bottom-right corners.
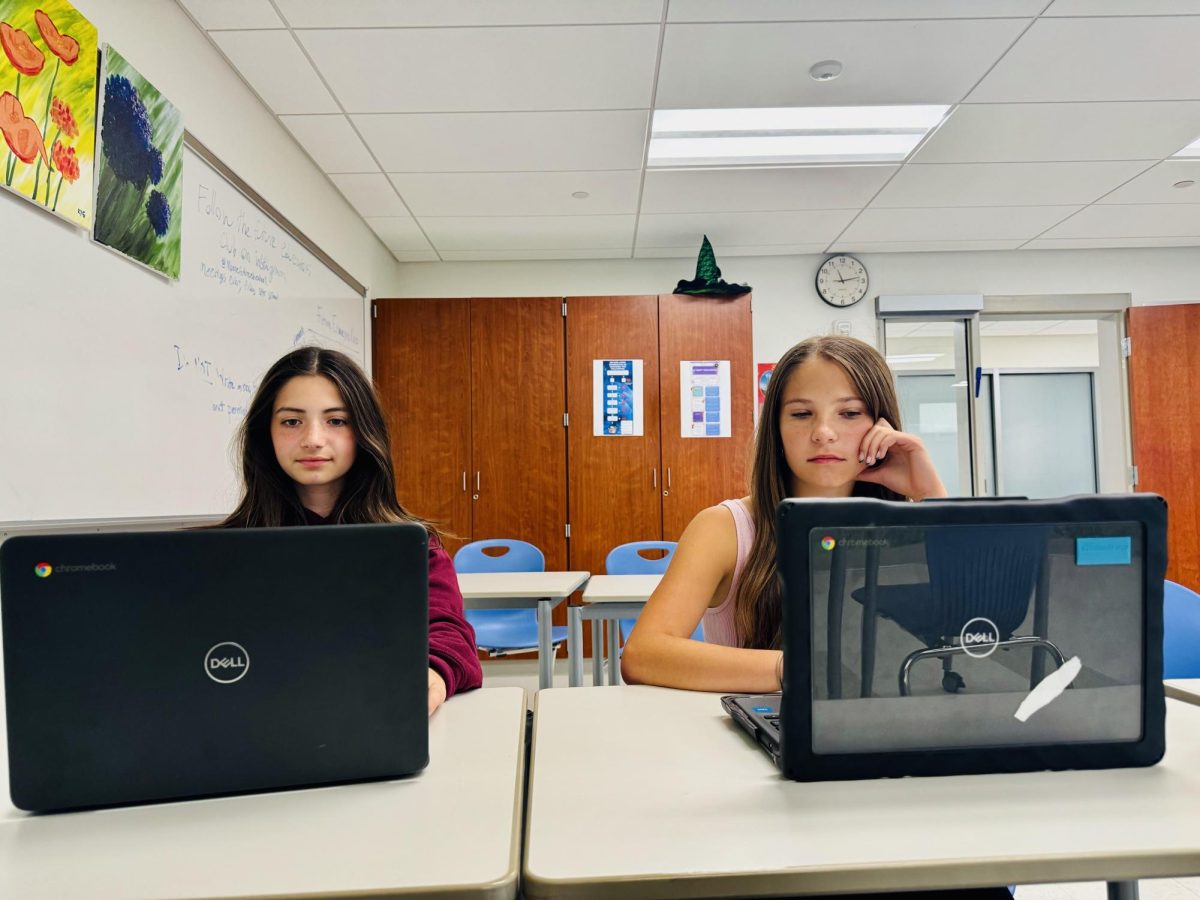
[753, 706, 774, 713]
[1076, 536, 1131, 566]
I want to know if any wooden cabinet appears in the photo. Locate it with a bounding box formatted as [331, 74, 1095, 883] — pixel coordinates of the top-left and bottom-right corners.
[565, 293, 754, 581]
[372, 297, 567, 571]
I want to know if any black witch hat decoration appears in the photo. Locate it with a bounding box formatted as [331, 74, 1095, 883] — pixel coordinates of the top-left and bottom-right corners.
[673, 235, 751, 297]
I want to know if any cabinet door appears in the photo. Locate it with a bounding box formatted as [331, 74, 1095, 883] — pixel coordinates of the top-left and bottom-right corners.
[658, 293, 754, 541]
[372, 298, 472, 554]
[470, 297, 568, 573]
[566, 296, 663, 578]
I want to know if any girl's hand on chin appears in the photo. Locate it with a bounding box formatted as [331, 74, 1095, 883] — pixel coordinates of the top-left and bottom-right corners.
[854, 418, 948, 501]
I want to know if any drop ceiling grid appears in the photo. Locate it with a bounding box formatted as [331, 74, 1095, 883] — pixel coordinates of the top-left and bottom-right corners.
[179, 0, 1200, 259]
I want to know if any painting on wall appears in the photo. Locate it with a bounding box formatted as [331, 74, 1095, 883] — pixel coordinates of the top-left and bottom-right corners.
[93, 44, 182, 279]
[0, 0, 97, 228]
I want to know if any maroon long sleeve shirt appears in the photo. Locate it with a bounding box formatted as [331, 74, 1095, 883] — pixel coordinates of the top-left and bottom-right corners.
[301, 510, 483, 698]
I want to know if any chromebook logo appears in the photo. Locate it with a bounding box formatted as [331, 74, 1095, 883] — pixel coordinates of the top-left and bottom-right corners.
[34, 562, 53, 578]
[820, 536, 836, 551]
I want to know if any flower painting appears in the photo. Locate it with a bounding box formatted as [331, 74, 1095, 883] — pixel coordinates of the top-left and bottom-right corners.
[93, 44, 182, 278]
[0, 0, 96, 227]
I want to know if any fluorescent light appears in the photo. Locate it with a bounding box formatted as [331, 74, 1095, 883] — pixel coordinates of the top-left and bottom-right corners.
[648, 105, 948, 168]
[1173, 137, 1200, 158]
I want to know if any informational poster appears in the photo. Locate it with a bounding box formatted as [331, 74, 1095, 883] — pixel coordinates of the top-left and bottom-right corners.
[593, 359, 643, 436]
[756, 362, 775, 411]
[681, 360, 731, 438]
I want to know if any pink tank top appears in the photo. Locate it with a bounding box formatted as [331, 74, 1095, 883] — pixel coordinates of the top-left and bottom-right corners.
[701, 498, 754, 648]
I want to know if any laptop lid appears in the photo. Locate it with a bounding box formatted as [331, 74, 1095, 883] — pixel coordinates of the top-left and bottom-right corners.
[1, 523, 430, 811]
[776, 494, 1167, 781]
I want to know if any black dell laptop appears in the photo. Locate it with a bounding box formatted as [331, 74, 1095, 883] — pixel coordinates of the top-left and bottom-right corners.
[1, 523, 430, 811]
[723, 494, 1167, 781]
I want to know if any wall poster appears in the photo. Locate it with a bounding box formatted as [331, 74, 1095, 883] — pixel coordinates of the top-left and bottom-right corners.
[593, 359, 643, 436]
[681, 360, 731, 438]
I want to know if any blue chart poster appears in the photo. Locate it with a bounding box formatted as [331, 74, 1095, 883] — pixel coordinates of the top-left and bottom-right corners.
[681, 360, 731, 438]
[593, 359, 644, 436]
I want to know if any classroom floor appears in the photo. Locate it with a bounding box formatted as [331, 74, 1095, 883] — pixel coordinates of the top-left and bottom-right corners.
[479, 658, 1200, 900]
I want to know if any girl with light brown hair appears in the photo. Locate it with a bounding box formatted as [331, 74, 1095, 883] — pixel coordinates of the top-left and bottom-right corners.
[621, 335, 948, 692]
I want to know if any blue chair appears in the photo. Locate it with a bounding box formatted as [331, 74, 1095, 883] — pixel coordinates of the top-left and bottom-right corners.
[1164, 580, 1200, 678]
[454, 539, 568, 658]
[606, 541, 703, 643]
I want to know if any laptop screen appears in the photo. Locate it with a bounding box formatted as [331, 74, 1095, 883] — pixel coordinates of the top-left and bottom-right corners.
[804, 518, 1145, 755]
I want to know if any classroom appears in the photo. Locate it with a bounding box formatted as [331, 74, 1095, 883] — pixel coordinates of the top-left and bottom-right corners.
[1, 1, 1199, 899]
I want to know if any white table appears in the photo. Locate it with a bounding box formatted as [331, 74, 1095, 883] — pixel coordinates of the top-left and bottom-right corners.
[458, 571, 590, 690]
[567, 574, 662, 687]
[1166, 679, 1200, 705]
[0, 686, 527, 899]
[525, 685, 1200, 899]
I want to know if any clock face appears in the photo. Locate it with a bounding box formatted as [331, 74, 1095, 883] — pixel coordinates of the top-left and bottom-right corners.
[816, 255, 869, 308]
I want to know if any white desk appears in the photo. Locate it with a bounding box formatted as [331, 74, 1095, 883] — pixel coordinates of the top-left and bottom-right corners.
[458, 571, 590, 690]
[0, 686, 527, 900]
[525, 685, 1200, 899]
[567, 574, 662, 688]
[1166, 679, 1200, 705]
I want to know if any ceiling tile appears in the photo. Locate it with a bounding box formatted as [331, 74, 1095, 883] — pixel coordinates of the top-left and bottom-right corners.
[1043, 0, 1200, 12]
[839, 206, 1080, 243]
[210, 30, 339, 114]
[656, 19, 1028, 108]
[1024, 236, 1200, 248]
[274, 0, 662, 27]
[179, 0, 284, 28]
[912, 102, 1200, 163]
[440, 249, 634, 261]
[279, 115, 379, 173]
[873, 161, 1152, 207]
[389, 171, 641, 217]
[1097, 160, 1200, 204]
[640, 166, 898, 214]
[668, 0, 1046, 20]
[831, 239, 1027, 252]
[634, 243, 829, 258]
[635, 210, 857, 248]
[967, 17, 1200, 102]
[298, 25, 659, 113]
[330, 174, 410, 217]
[1039, 204, 1200, 238]
[420, 216, 636, 250]
[364, 217, 434, 253]
[352, 111, 649, 172]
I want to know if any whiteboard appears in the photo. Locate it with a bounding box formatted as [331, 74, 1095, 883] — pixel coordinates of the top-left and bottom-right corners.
[0, 142, 366, 524]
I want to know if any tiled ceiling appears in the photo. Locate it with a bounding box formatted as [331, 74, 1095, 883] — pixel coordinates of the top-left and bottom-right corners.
[176, 0, 1200, 262]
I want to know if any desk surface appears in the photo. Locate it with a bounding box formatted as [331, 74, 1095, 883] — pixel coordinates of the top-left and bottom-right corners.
[458, 571, 590, 600]
[525, 685, 1200, 899]
[580, 574, 662, 604]
[0, 686, 527, 900]
[1166, 679, 1200, 705]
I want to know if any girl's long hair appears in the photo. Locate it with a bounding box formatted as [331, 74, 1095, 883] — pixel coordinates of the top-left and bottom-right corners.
[218, 346, 435, 534]
[734, 336, 906, 650]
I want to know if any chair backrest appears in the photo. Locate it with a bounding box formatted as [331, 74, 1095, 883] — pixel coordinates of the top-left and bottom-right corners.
[925, 525, 1044, 639]
[605, 541, 678, 575]
[453, 539, 545, 574]
[1164, 579, 1200, 679]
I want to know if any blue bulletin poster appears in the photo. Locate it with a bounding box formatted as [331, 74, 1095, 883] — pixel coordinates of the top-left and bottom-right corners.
[681, 360, 731, 438]
[593, 359, 644, 436]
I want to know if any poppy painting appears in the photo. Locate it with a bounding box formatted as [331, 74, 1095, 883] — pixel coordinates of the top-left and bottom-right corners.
[0, 0, 96, 228]
[93, 44, 182, 279]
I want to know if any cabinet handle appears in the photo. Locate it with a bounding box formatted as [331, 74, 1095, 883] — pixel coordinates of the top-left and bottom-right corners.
[476, 471, 481, 492]
[652, 467, 657, 488]
[667, 467, 672, 489]
[462, 471, 467, 492]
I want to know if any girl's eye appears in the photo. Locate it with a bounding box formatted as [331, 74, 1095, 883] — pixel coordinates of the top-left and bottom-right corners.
[328, 417, 349, 427]
[842, 410, 863, 418]
[790, 411, 811, 419]
[281, 418, 301, 427]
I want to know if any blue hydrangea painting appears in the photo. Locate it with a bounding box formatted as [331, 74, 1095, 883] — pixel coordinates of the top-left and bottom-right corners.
[93, 44, 181, 278]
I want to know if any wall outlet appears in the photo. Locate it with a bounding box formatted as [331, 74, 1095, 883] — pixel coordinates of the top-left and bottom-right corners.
[832, 320, 852, 336]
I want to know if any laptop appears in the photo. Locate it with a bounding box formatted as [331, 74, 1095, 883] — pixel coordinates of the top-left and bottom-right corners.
[724, 494, 1167, 781]
[1, 523, 430, 811]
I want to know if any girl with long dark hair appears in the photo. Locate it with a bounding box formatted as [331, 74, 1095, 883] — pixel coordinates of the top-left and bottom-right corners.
[220, 346, 482, 714]
[621, 335, 948, 691]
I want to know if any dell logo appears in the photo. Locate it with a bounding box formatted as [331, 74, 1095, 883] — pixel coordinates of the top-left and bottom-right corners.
[959, 617, 1000, 659]
[204, 642, 250, 684]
